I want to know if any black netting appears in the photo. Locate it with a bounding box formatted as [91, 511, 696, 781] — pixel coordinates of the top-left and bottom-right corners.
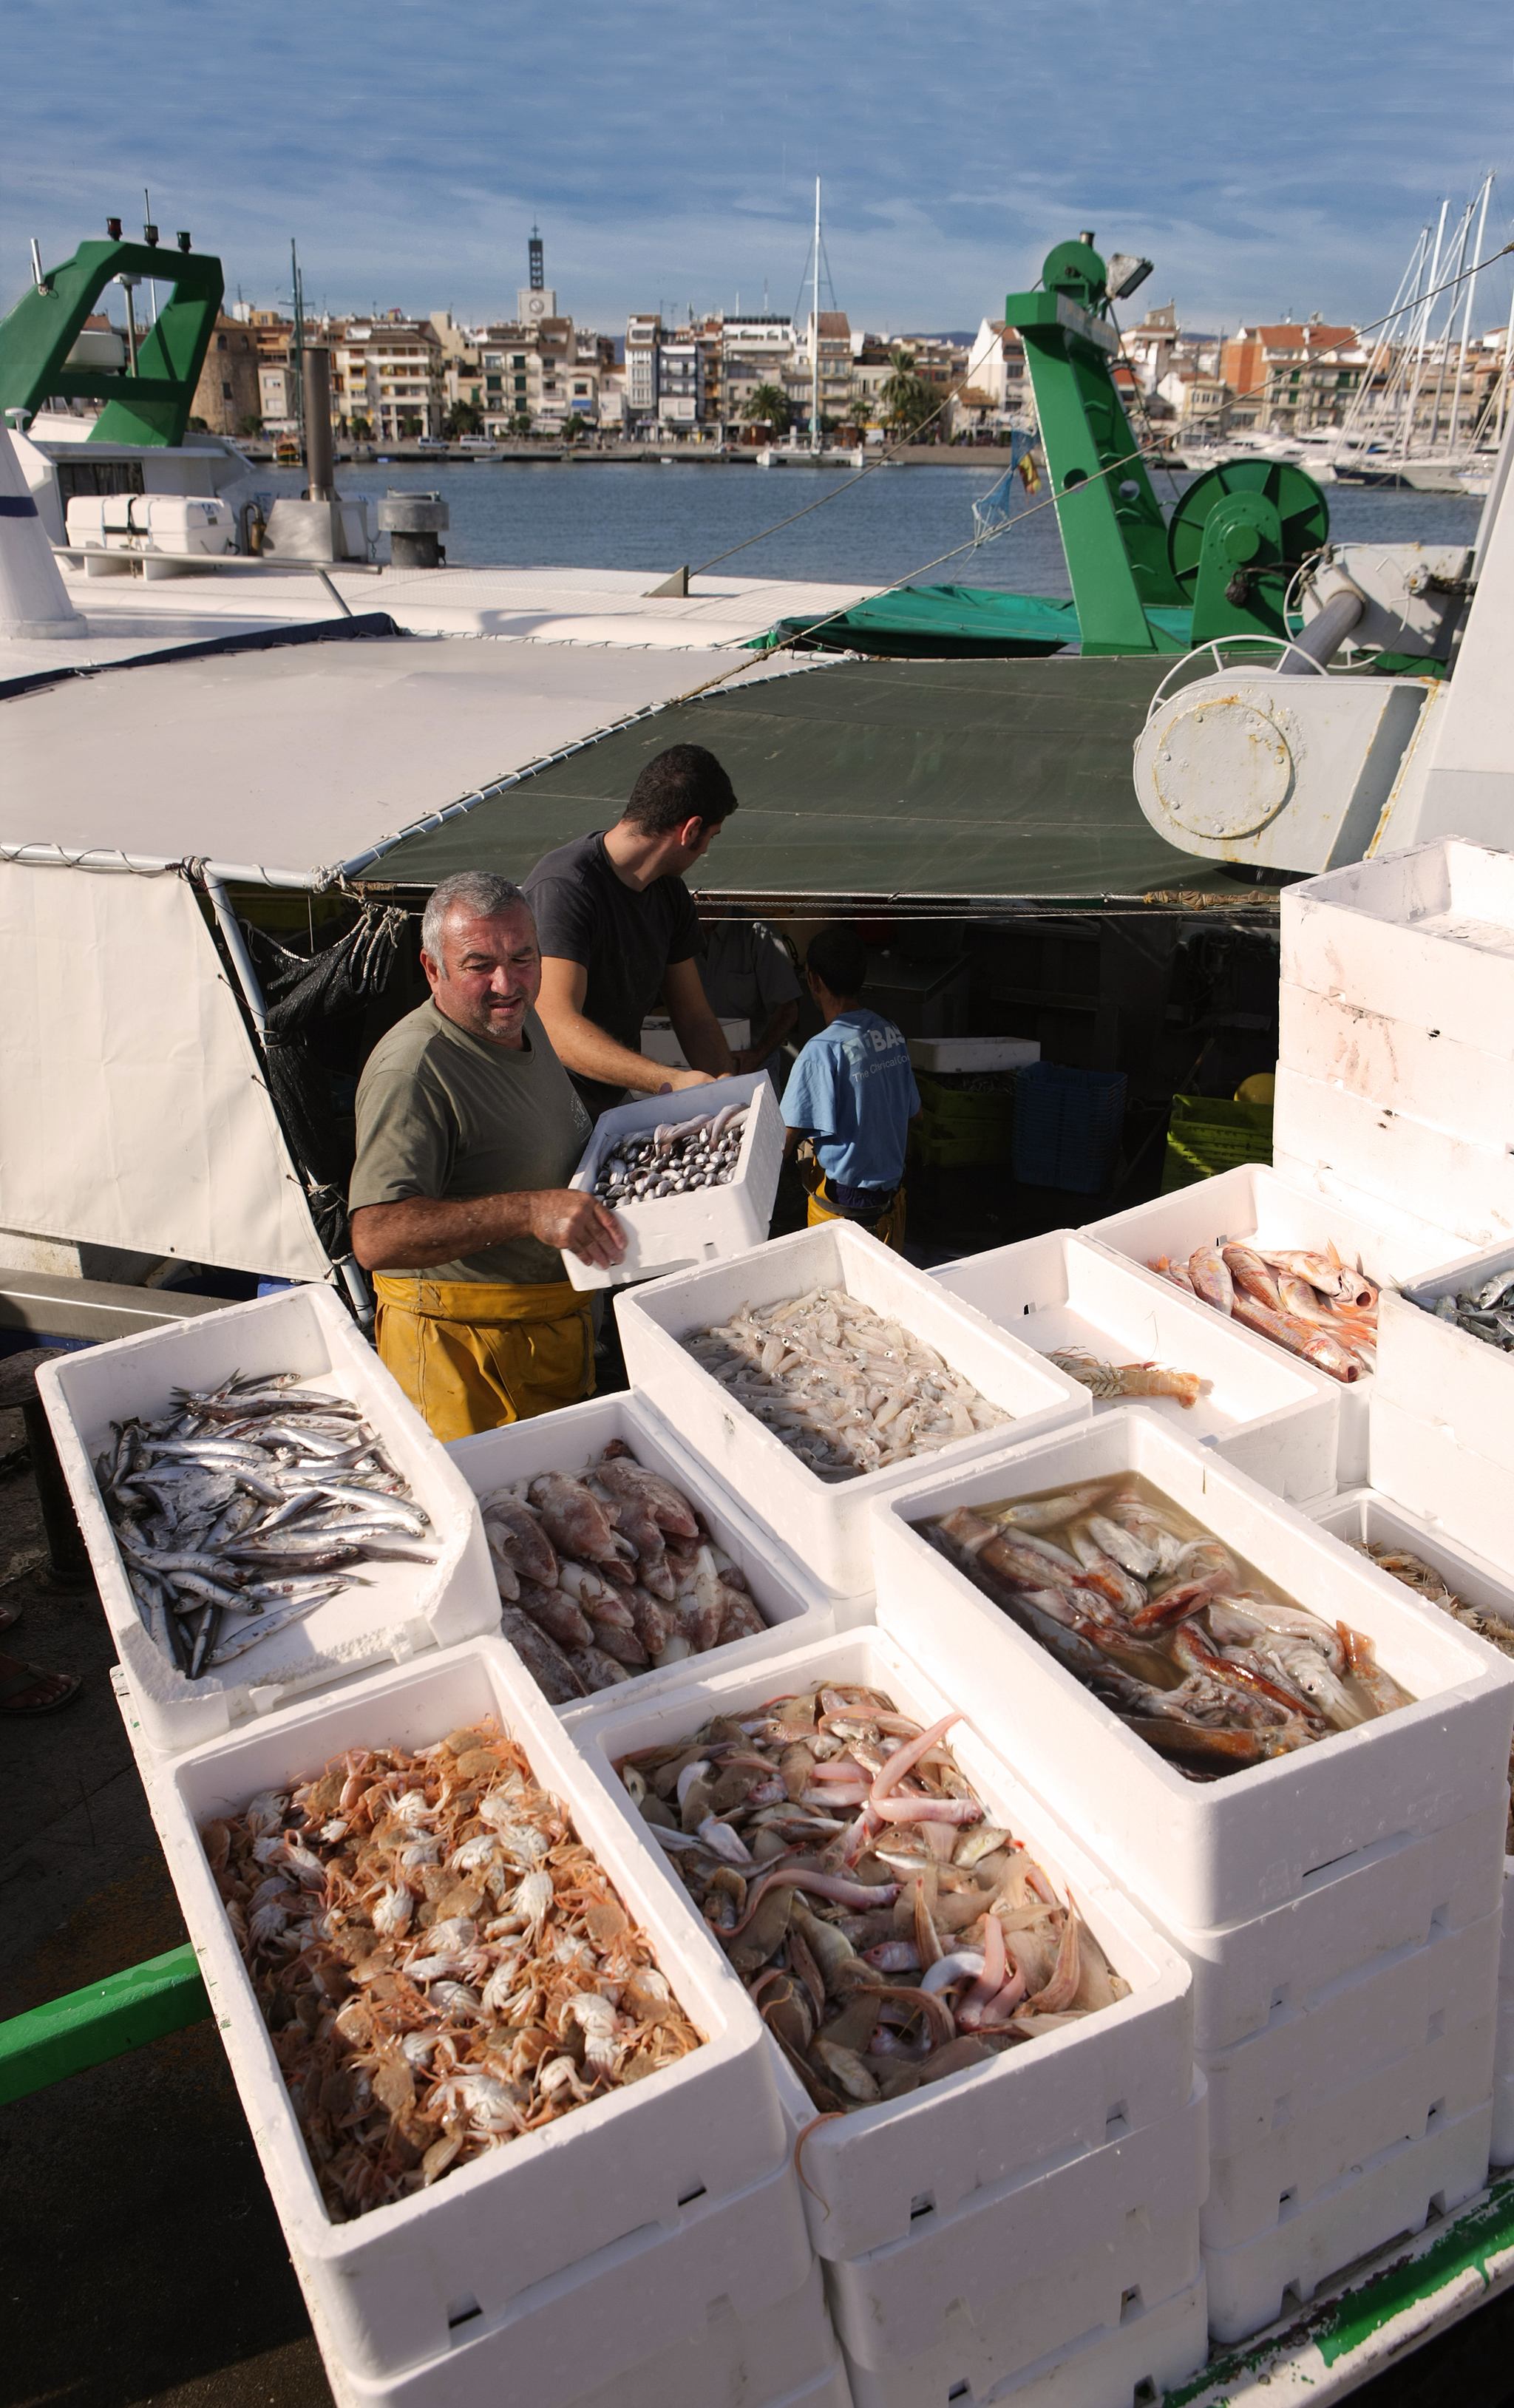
[242, 906, 411, 1259]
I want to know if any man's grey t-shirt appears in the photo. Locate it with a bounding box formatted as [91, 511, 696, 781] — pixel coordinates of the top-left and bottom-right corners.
[350, 1000, 591, 1285]
[524, 830, 699, 1119]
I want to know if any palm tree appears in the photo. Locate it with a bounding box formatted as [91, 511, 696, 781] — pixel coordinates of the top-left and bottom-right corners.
[880, 350, 937, 440]
[743, 383, 792, 437]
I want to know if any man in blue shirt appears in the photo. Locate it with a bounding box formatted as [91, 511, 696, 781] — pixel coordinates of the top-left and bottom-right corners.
[780, 926, 920, 1249]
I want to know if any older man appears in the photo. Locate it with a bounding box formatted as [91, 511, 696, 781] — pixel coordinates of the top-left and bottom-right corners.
[350, 872, 625, 1439]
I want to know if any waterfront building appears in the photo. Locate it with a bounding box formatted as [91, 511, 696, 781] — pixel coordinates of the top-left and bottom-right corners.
[1221, 319, 1364, 435]
[625, 313, 661, 433]
[330, 315, 446, 440]
[962, 319, 1034, 430]
[190, 313, 262, 436]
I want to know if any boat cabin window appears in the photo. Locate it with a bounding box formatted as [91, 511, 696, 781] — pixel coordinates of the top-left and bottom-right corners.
[55, 460, 146, 502]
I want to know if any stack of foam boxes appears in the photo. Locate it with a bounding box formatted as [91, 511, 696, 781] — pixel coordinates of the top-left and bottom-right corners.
[568, 1623, 1211, 2408]
[870, 1411, 1514, 2344]
[41, 1292, 848, 2408]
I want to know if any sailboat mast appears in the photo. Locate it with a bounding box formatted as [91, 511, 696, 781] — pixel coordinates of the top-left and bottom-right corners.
[1447, 172, 1493, 454]
[811, 177, 821, 455]
[1402, 200, 1448, 462]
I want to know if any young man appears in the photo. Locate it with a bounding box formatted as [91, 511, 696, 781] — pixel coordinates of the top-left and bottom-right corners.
[780, 925, 920, 1250]
[349, 872, 625, 1439]
[524, 744, 739, 1120]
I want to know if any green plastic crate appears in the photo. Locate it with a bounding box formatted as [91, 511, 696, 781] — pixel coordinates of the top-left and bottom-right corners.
[913, 1069, 1016, 1167]
[1161, 1094, 1274, 1191]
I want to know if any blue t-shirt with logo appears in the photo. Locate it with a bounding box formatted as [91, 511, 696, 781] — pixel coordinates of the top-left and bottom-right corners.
[781, 1008, 920, 1190]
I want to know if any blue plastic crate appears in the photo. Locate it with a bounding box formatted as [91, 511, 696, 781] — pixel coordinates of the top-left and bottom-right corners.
[1011, 1062, 1128, 1194]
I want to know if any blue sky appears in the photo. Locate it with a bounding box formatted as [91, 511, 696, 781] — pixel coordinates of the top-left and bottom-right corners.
[5, 2, 1512, 336]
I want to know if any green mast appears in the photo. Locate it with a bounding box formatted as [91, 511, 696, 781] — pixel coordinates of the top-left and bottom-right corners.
[1004, 234, 1188, 656]
[0, 235, 224, 447]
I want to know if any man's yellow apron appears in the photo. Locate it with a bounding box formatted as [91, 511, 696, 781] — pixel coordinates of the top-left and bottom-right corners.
[801, 1161, 908, 1252]
[372, 1274, 594, 1442]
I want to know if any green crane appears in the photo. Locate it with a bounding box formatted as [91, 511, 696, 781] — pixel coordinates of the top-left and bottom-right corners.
[0, 233, 224, 448]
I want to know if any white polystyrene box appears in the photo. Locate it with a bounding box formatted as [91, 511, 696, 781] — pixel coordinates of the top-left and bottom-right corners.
[310, 2164, 825, 2408]
[933, 1230, 1340, 1506]
[1084, 1161, 1453, 1487]
[444, 1389, 867, 1717]
[1272, 1066, 1514, 1254]
[1282, 838, 1514, 1057]
[1201, 2098, 1493, 2345]
[1368, 1397, 1514, 1578]
[1158, 1804, 1505, 2057]
[872, 1410, 1514, 1933]
[566, 1624, 1194, 2264]
[1494, 2072, 1514, 2169]
[907, 1037, 1040, 1074]
[35, 1285, 498, 1758]
[1278, 980, 1514, 1148]
[639, 1014, 750, 1069]
[841, 2275, 1209, 2408]
[822, 2082, 1204, 2386]
[614, 1221, 1092, 1598]
[149, 1637, 790, 2381]
[565, 1070, 784, 1292]
[1376, 1241, 1514, 1485]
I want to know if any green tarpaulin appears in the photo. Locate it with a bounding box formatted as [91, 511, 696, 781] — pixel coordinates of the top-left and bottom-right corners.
[357, 654, 1240, 909]
[768, 583, 1193, 659]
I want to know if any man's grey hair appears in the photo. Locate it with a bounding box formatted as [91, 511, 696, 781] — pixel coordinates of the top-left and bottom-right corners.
[421, 872, 531, 963]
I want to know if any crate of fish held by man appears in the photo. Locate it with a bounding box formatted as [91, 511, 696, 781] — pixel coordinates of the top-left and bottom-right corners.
[444, 1390, 866, 1715]
[567, 1626, 1194, 2266]
[37, 1285, 498, 1757]
[615, 1221, 1090, 1598]
[146, 1635, 794, 2387]
[934, 1229, 1340, 1507]
[564, 1069, 784, 1292]
[871, 1410, 1514, 1933]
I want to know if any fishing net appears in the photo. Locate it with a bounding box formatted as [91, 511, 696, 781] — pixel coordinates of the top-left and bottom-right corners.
[241, 906, 412, 1258]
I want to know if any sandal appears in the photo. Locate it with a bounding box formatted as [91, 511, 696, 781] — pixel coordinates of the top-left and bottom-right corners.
[0, 1601, 20, 1635]
[0, 1662, 82, 1715]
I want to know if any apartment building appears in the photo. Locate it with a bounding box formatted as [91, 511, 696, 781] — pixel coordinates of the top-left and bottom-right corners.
[784, 311, 854, 429]
[962, 319, 1034, 428]
[331, 316, 446, 439]
[1221, 320, 1364, 435]
[625, 314, 661, 430]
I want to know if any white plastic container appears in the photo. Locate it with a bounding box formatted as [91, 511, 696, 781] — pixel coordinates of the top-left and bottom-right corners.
[1368, 1396, 1514, 1578]
[1282, 838, 1514, 1053]
[823, 2082, 1205, 2391]
[907, 1037, 1040, 1075]
[35, 1285, 498, 1757]
[872, 1410, 1514, 1932]
[147, 1637, 790, 2381]
[1278, 980, 1514, 1147]
[933, 1229, 1339, 1505]
[1375, 1242, 1514, 1483]
[1084, 1161, 1450, 1485]
[566, 1624, 1194, 2265]
[1493, 2072, 1514, 2169]
[1201, 2098, 1493, 2344]
[311, 2163, 827, 2408]
[840, 2274, 1209, 2408]
[1272, 1065, 1514, 1253]
[615, 1221, 1091, 1598]
[444, 1389, 866, 1715]
[566, 1070, 784, 1292]
[640, 1014, 750, 1069]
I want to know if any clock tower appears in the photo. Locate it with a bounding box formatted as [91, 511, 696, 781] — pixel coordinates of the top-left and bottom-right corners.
[517, 223, 555, 323]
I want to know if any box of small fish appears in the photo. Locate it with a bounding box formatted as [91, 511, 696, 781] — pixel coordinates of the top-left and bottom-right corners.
[444, 1391, 858, 1713]
[146, 1635, 803, 2393]
[614, 1221, 1091, 1597]
[1086, 1161, 1456, 1486]
[934, 1228, 1340, 1507]
[563, 1068, 784, 1292]
[566, 1627, 1207, 2402]
[872, 1410, 1514, 1933]
[37, 1286, 499, 1754]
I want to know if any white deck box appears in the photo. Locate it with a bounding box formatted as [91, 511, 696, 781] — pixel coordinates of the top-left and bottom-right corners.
[1272, 1065, 1514, 1254]
[1084, 1162, 1456, 1487]
[1201, 2098, 1493, 2345]
[840, 2275, 1209, 2408]
[566, 1070, 784, 1292]
[1282, 838, 1514, 1053]
[872, 1411, 1514, 1932]
[1278, 980, 1514, 1147]
[821, 2083, 1204, 2392]
[35, 1285, 498, 1758]
[444, 1389, 866, 1716]
[567, 1625, 1194, 2265]
[310, 2165, 827, 2408]
[934, 1229, 1339, 1505]
[144, 1638, 790, 2381]
[614, 1221, 1091, 1598]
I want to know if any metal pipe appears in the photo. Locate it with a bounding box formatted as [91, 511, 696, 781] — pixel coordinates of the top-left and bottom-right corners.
[1277, 583, 1366, 673]
[202, 870, 268, 1037]
[302, 346, 336, 501]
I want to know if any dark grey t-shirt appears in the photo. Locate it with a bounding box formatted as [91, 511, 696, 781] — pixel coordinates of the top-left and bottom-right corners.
[524, 831, 699, 1119]
[350, 1001, 591, 1285]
